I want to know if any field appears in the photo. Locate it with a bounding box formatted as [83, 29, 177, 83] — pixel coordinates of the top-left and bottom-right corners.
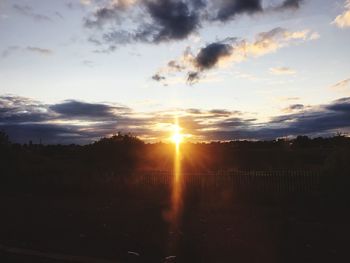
[1, 171, 350, 263]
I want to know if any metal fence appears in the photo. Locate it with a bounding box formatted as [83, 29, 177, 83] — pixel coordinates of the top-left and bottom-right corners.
[127, 170, 327, 193]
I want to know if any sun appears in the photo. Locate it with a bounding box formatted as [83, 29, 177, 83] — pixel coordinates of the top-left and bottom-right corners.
[171, 124, 183, 146]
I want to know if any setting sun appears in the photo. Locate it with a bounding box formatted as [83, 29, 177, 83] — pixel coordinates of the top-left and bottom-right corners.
[171, 124, 183, 146]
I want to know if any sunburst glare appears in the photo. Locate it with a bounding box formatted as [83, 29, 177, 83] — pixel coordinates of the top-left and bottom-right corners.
[171, 124, 183, 146]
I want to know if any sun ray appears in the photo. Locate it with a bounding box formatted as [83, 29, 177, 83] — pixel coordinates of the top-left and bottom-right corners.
[166, 117, 184, 254]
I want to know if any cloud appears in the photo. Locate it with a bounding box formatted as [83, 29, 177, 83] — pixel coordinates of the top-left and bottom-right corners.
[93, 0, 203, 45]
[13, 4, 51, 22]
[187, 71, 201, 84]
[0, 123, 90, 144]
[279, 0, 303, 10]
[278, 96, 300, 101]
[332, 0, 350, 28]
[83, 60, 94, 67]
[193, 40, 235, 70]
[326, 97, 350, 112]
[1, 46, 53, 58]
[2, 95, 350, 144]
[168, 60, 186, 71]
[152, 73, 166, 82]
[54, 11, 63, 19]
[26, 47, 53, 55]
[214, 0, 263, 22]
[155, 27, 317, 84]
[0, 96, 134, 144]
[50, 100, 130, 120]
[84, 0, 202, 42]
[283, 104, 304, 112]
[208, 109, 233, 117]
[80, 0, 92, 6]
[1, 46, 21, 58]
[84, 0, 306, 46]
[84, 0, 136, 28]
[243, 27, 313, 56]
[141, 0, 201, 42]
[205, 97, 350, 140]
[186, 108, 203, 115]
[0, 95, 50, 123]
[269, 66, 296, 75]
[330, 78, 350, 91]
[213, 0, 304, 21]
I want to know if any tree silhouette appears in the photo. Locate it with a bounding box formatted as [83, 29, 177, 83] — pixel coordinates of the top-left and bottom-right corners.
[0, 130, 10, 146]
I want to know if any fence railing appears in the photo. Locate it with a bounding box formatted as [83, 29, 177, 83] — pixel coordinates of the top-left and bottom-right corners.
[125, 170, 328, 193]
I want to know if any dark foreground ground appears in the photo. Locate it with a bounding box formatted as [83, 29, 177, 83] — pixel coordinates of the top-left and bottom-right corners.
[1, 181, 350, 263]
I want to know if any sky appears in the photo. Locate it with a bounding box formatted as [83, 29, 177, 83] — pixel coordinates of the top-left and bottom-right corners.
[0, 0, 350, 144]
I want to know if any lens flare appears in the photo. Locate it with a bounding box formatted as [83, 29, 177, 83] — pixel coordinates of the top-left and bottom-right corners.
[166, 118, 184, 254]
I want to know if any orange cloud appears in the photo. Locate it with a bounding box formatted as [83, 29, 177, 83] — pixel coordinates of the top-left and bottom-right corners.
[332, 0, 350, 28]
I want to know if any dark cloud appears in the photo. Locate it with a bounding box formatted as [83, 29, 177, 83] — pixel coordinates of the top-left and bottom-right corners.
[168, 60, 185, 71]
[290, 104, 304, 110]
[102, 31, 133, 45]
[143, 0, 200, 42]
[84, 1, 129, 28]
[280, 0, 303, 9]
[284, 104, 304, 112]
[194, 41, 233, 70]
[85, 0, 305, 47]
[0, 96, 131, 144]
[187, 71, 201, 84]
[0, 123, 88, 145]
[209, 109, 233, 117]
[326, 97, 350, 112]
[215, 0, 262, 22]
[253, 98, 350, 139]
[0, 111, 49, 124]
[154, 27, 316, 84]
[217, 117, 255, 128]
[85, 0, 203, 44]
[186, 108, 203, 114]
[200, 97, 350, 140]
[50, 100, 129, 120]
[0, 95, 50, 123]
[3, 95, 350, 144]
[152, 73, 166, 82]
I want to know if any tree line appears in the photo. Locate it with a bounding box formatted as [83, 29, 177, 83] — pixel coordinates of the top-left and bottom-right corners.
[1, 131, 350, 176]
